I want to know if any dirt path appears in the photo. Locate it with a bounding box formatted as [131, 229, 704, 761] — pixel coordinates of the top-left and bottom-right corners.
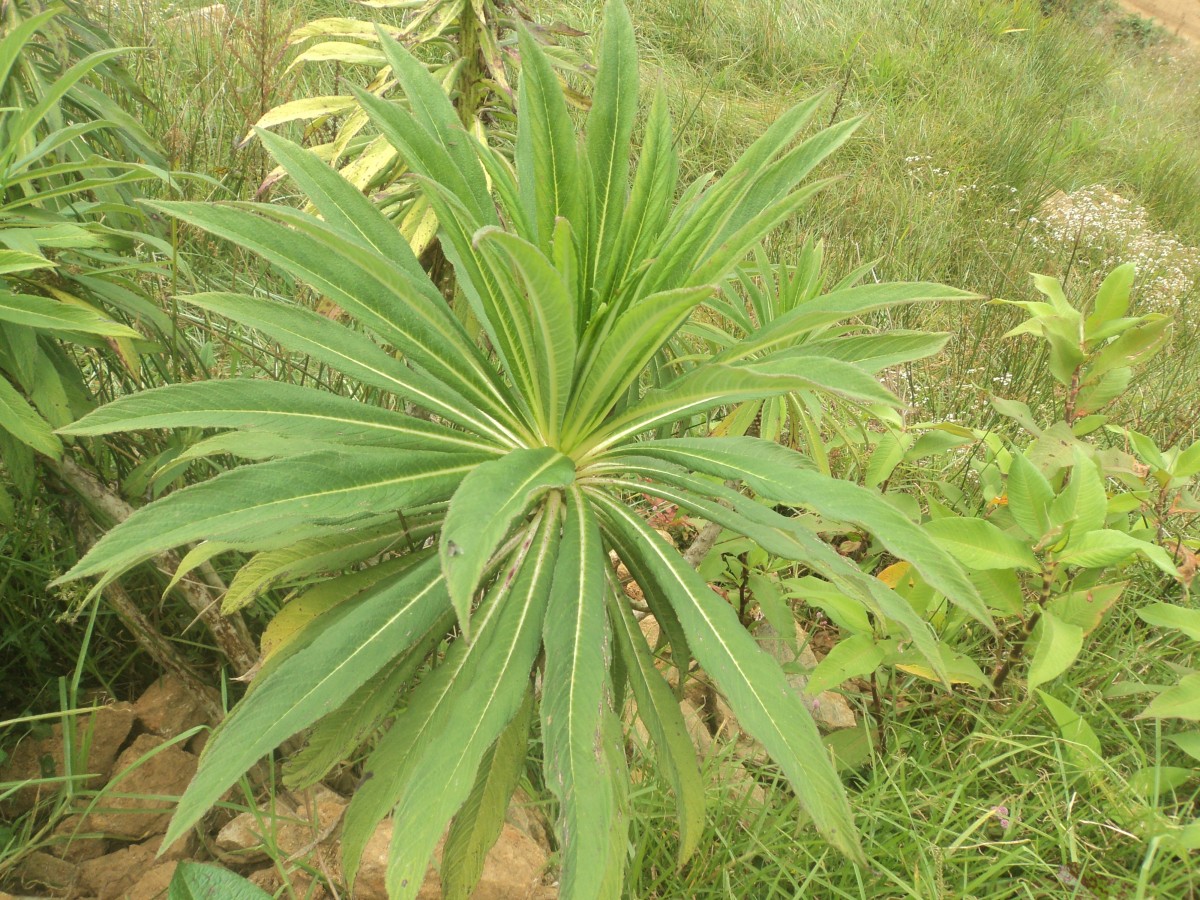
[1120, 0, 1200, 43]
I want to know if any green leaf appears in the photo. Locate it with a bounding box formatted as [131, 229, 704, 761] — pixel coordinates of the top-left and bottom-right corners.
[181, 292, 517, 445]
[713, 283, 977, 364]
[1138, 603, 1200, 641]
[1027, 611, 1084, 692]
[0, 292, 140, 337]
[385, 510, 559, 898]
[806, 634, 885, 696]
[60, 380, 499, 454]
[1141, 674, 1200, 721]
[569, 285, 715, 441]
[1006, 452, 1053, 540]
[473, 229, 578, 441]
[1037, 691, 1102, 774]
[61, 449, 483, 586]
[923, 518, 1039, 571]
[542, 485, 628, 896]
[374, 27, 493, 220]
[585, 0, 638, 292]
[610, 438, 991, 629]
[607, 579, 705, 865]
[1088, 263, 1135, 327]
[442, 690, 534, 900]
[224, 519, 435, 613]
[593, 494, 862, 860]
[168, 861, 272, 899]
[163, 558, 450, 850]
[1049, 449, 1107, 536]
[515, 23, 584, 249]
[1056, 530, 1178, 577]
[282, 617, 452, 790]
[0, 376, 60, 459]
[593, 461, 946, 680]
[441, 448, 574, 635]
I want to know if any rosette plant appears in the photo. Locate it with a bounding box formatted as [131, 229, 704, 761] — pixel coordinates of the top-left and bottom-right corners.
[58, 1, 989, 894]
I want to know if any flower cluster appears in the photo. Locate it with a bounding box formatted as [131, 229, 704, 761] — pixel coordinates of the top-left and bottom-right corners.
[1028, 185, 1200, 323]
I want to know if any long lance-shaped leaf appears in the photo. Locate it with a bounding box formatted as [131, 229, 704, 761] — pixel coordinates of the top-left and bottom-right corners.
[441, 449, 575, 635]
[157, 558, 449, 849]
[386, 505, 560, 898]
[567, 285, 716, 445]
[253, 127, 426, 268]
[0, 8, 59, 90]
[709, 116, 861, 253]
[3, 47, 129, 157]
[341, 513, 544, 885]
[349, 83, 496, 230]
[441, 690, 534, 900]
[181, 292, 520, 446]
[0, 376, 60, 459]
[0, 292, 141, 337]
[684, 177, 836, 290]
[474, 229, 577, 442]
[635, 93, 829, 298]
[591, 494, 863, 860]
[145, 200, 514, 427]
[599, 86, 676, 307]
[742, 355, 901, 406]
[589, 461, 944, 681]
[59, 380, 502, 454]
[578, 364, 821, 457]
[282, 615, 453, 792]
[606, 576, 706, 865]
[59, 449, 483, 586]
[403, 175, 536, 422]
[714, 283, 979, 364]
[760, 331, 951, 374]
[515, 24, 585, 252]
[542, 485, 626, 897]
[223, 517, 440, 613]
[605, 437, 992, 629]
[212, 201, 515, 418]
[584, 0, 638, 296]
[374, 27, 492, 222]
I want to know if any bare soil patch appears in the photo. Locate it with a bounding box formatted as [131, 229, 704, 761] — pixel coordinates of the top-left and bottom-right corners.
[1120, 0, 1200, 43]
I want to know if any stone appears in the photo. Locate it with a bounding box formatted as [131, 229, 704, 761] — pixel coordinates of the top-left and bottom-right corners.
[0, 703, 135, 813]
[355, 819, 553, 900]
[49, 814, 108, 863]
[127, 862, 179, 900]
[79, 838, 160, 899]
[247, 865, 330, 899]
[84, 734, 198, 840]
[13, 851, 76, 893]
[134, 675, 211, 741]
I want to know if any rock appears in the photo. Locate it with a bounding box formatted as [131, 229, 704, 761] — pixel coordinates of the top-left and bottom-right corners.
[215, 810, 271, 863]
[471, 823, 553, 899]
[79, 838, 159, 899]
[355, 819, 553, 900]
[13, 851, 76, 893]
[247, 865, 330, 899]
[49, 814, 108, 863]
[756, 623, 857, 730]
[84, 734, 198, 840]
[127, 862, 179, 900]
[134, 675, 211, 741]
[0, 703, 135, 813]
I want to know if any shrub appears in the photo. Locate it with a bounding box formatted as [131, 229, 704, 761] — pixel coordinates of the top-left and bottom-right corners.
[58, 1, 988, 894]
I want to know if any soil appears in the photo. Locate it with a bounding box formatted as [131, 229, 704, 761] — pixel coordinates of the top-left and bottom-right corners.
[1120, 0, 1200, 43]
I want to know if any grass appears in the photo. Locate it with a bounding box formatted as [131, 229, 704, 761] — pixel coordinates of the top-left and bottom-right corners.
[2, 0, 1199, 896]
